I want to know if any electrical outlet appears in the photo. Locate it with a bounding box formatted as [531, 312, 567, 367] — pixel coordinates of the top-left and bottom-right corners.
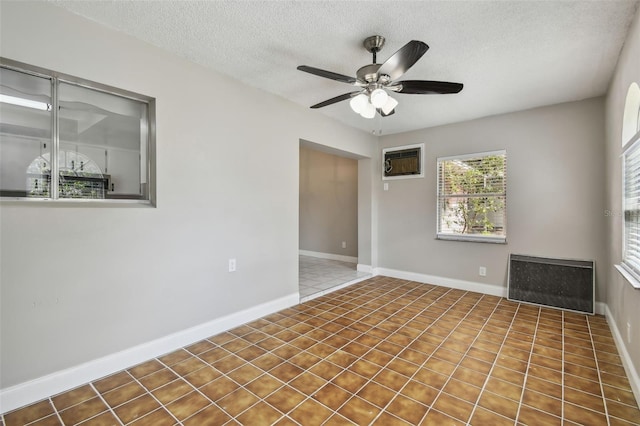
[383, 183, 389, 191]
[479, 266, 487, 277]
[627, 322, 632, 344]
[228, 258, 236, 272]
[342, 241, 347, 249]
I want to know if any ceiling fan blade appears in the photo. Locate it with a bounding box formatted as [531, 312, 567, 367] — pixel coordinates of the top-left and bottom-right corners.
[391, 80, 463, 94]
[310, 91, 360, 109]
[297, 65, 356, 84]
[377, 40, 429, 81]
[377, 108, 395, 117]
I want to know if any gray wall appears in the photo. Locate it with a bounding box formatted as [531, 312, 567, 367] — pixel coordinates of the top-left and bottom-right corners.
[605, 6, 640, 385]
[378, 98, 607, 300]
[0, 2, 376, 389]
[299, 145, 358, 257]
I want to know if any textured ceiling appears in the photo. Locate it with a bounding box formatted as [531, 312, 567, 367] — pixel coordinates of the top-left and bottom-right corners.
[53, 0, 639, 135]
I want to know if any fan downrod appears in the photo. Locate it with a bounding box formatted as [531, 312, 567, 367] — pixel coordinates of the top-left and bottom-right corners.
[363, 35, 385, 63]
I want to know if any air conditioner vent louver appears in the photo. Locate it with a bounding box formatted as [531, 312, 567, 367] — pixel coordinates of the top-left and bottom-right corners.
[382, 143, 424, 180]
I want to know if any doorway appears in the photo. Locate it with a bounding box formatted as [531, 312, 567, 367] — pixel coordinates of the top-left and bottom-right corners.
[299, 141, 371, 301]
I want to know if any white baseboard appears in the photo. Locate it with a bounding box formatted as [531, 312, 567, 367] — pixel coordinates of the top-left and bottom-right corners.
[374, 267, 507, 298]
[300, 275, 373, 303]
[357, 264, 373, 273]
[605, 305, 640, 406]
[299, 250, 357, 264]
[0, 293, 299, 414]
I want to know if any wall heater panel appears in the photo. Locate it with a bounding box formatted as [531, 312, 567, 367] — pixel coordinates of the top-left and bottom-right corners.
[508, 254, 595, 314]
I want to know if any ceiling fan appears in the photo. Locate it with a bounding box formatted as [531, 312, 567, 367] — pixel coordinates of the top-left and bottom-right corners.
[297, 35, 463, 119]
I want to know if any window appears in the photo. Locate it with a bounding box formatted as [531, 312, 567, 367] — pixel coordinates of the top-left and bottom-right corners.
[437, 150, 506, 243]
[620, 82, 640, 287]
[0, 58, 155, 204]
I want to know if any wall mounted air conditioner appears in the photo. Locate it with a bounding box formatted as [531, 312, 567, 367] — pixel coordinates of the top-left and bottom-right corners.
[382, 143, 425, 180]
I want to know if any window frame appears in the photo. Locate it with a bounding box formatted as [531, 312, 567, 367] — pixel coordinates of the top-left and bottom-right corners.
[0, 57, 156, 206]
[619, 128, 640, 289]
[436, 149, 507, 244]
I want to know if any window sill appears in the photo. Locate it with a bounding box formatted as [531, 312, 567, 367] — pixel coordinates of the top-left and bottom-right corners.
[436, 234, 507, 244]
[615, 264, 640, 289]
[0, 197, 154, 207]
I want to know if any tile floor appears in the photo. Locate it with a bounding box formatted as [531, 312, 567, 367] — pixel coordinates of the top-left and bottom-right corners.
[299, 256, 371, 301]
[3, 276, 640, 425]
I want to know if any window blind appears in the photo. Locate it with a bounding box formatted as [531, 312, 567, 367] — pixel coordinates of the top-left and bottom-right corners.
[623, 136, 640, 281]
[437, 150, 507, 242]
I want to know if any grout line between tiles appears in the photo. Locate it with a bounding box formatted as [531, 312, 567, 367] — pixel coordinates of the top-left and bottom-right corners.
[85, 382, 124, 426]
[125, 368, 182, 425]
[588, 316, 612, 426]
[513, 305, 541, 423]
[466, 301, 527, 423]
[562, 310, 566, 422]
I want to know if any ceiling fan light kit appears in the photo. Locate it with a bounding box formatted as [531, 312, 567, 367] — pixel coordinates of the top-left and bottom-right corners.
[297, 35, 463, 120]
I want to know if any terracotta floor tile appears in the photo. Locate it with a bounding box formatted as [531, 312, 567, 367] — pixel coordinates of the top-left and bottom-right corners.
[5, 278, 638, 426]
[470, 406, 515, 426]
[564, 386, 606, 413]
[269, 362, 304, 383]
[52, 385, 97, 411]
[289, 398, 333, 425]
[371, 411, 412, 425]
[198, 347, 231, 364]
[312, 382, 352, 410]
[78, 410, 121, 425]
[452, 366, 488, 388]
[185, 339, 215, 355]
[521, 389, 563, 417]
[264, 385, 306, 413]
[18, 414, 63, 426]
[422, 408, 466, 425]
[606, 400, 640, 423]
[443, 378, 482, 404]
[4, 400, 55, 426]
[386, 358, 419, 377]
[373, 369, 410, 392]
[92, 372, 133, 394]
[516, 404, 562, 426]
[356, 381, 396, 408]
[165, 391, 210, 420]
[218, 388, 259, 417]
[226, 364, 263, 385]
[602, 384, 639, 407]
[289, 372, 326, 395]
[563, 402, 608, 426]
[211, 354, 245, 373]
[236, 401, 283, 425]
[128, 360, 164, 379]
[102, 381, 146, 408]
[128, 408, 176, 426]
[601, 371, 635, 389]
[234, 345, 267, 363]
[199, 376, 240, 401]
[477, 391, 519, 420]
[332, 370, 368, 393]
[113, 394, 160, 424]
[183, 366, 221, 388]
[432, 393, 474, 423]
[151, 379, 192, 405]
[564, 374, 603, 396]
[158, 349, 191, 367]
[58, 397, 108, 425]
[26, 415, 62, 426]
[338, 396, 381, 425]
[244, 374, 283, 398]
[251, 353, 284, 371]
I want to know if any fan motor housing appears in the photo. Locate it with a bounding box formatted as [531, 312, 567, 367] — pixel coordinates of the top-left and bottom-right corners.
[357, 64, 381, 83]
